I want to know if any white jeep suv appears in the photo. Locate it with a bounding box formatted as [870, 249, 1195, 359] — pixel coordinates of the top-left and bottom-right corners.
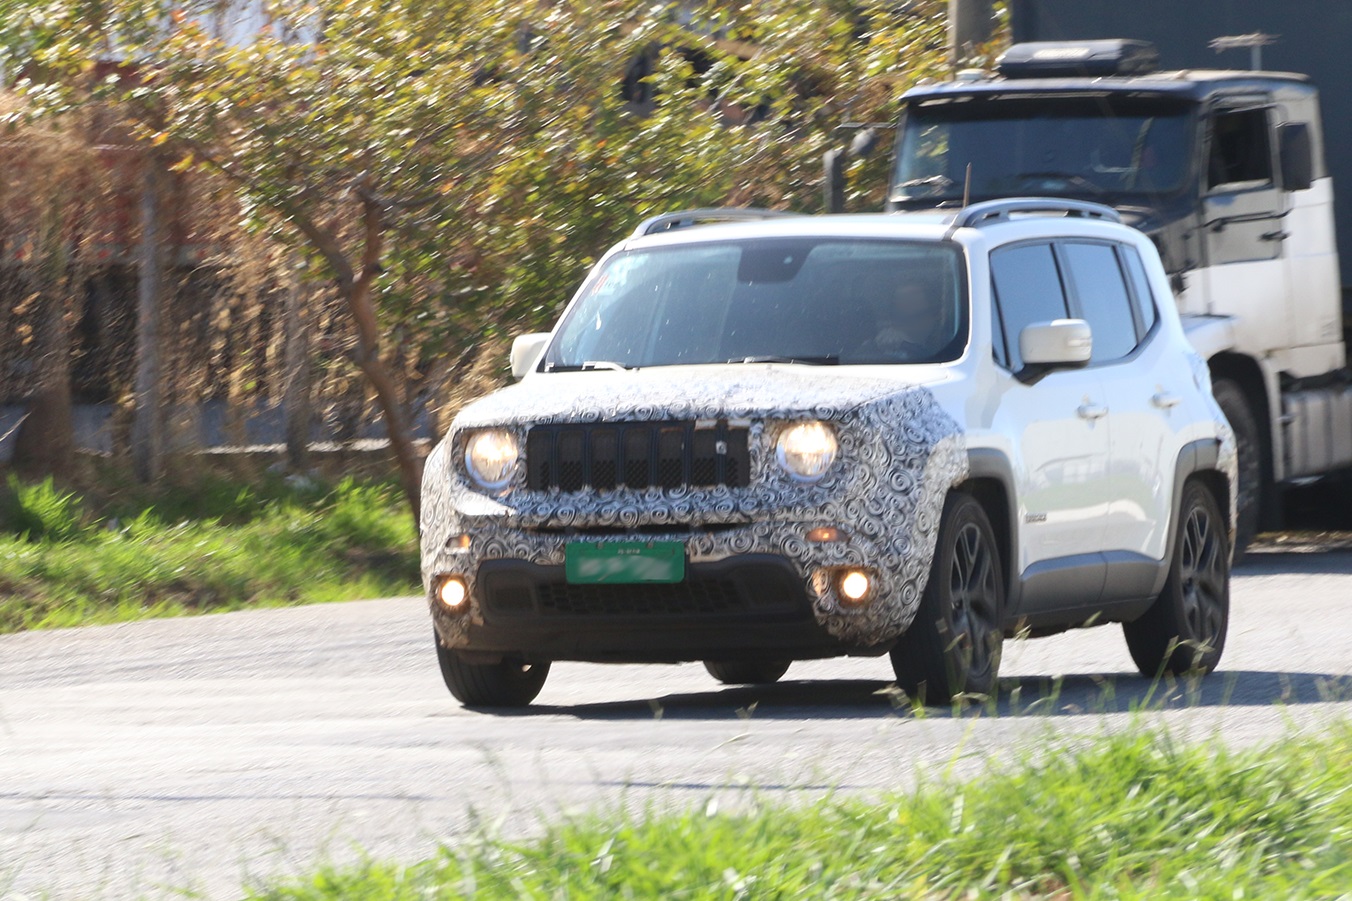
[420, 199, 1236, 707]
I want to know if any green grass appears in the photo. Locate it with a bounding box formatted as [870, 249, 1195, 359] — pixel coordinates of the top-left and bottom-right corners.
[0, 471, 418, 632]
[247, 724, 1352, 900]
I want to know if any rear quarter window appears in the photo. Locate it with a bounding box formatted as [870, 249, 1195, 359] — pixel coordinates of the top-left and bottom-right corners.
[1060, 242, 1139, 363]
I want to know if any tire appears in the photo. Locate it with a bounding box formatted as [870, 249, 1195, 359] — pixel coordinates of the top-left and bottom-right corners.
[891, 492, 1004, 704]
[703, 659, 791, 685]
[1124, 480, 1230, 678]
[435, 632, 550, 707]
[1211, 378, 1261, 559]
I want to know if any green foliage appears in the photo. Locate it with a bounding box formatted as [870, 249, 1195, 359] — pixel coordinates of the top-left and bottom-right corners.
[2, 0, 958, 515]
[247, 724, 1352, 900]
[4, 0, 953, 356]
[0, 474, 417, 632]
[313, 477, 412, 552]
[0, 474, 86, 541]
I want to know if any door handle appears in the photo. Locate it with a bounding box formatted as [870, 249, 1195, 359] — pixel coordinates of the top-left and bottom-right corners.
[1151, 392, 1182, 409]
[1077, 403, 1108, 421]
[1260, 230, 1289, 242]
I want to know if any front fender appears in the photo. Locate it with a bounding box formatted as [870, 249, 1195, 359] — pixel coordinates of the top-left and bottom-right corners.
[1180, 313, 1240, 360]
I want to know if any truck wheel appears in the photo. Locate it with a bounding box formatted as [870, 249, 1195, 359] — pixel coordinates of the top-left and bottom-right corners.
[703, 659, 791, 685]
[1123, 481, 1229, 678]
[435, 632, 549, 707]
[1211, 378, 1260, 558]
[891, 492, 1004, 704]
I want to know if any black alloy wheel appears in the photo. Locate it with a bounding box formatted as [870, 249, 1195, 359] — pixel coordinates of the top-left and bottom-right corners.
[891, 491, 1004, 704]
[1124, 480, 1230, 677]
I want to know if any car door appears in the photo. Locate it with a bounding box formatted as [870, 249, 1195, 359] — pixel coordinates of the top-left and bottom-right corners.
[989, 241, 1112, 610]
[1060, 240, 1182, 600]
[1200, 101, 1293, 359]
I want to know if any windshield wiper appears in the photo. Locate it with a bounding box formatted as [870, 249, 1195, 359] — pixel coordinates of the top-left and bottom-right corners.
[731, 355, 840, 366]
[897, 175, 954, 191]
[546, 360, 632, 372]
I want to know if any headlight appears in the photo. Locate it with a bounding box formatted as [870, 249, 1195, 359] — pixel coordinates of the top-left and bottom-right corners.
[464, 429, 519, 491]
[775, 421, 837, 483]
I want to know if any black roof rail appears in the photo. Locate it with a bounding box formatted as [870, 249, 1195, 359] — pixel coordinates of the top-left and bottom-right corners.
[631, 208, 801, 238]
[951, 198, 1123, 230]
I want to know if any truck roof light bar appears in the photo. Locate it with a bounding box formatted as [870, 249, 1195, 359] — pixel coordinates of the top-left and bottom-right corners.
[631, 208, 801, 238]
[997, 40, 1159, 79]
[950, 198, 1123, 231]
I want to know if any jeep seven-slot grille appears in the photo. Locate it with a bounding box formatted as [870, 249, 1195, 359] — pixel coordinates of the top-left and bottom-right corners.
[525, 421, 750, 492]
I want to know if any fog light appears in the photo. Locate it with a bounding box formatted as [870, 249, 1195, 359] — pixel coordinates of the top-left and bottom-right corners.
[436, 576, 469, 613]
[837, 570, 872, 605]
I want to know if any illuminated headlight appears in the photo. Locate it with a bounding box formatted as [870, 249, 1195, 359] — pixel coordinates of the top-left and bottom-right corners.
[775, 421, 838, 483]
[464, 429, 519, 491]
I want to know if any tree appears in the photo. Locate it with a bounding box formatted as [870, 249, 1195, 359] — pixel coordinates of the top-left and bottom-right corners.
[0, 111, 106, 480]
[3, 0, 953, 518]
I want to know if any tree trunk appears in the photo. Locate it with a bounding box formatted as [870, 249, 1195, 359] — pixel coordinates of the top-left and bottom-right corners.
[343, 190, 424, 524]
[131, 156, 164, 483]
[265, 179, 424, 522]
[345, 283, 424, 523]
[11, 286, 75, 480]
[282, 258, 312, 471]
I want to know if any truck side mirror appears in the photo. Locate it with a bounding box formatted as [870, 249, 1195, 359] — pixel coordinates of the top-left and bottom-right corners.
[823, 147, 847, 214]
[510, 333, 550, 380]
[1279, 122, 1314, 192]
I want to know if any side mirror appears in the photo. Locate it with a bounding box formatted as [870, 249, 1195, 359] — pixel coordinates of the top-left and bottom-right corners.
[509, 332, 550, 380]
[1017, 319, 1092, 384]
[1279, 122, 1314, 192]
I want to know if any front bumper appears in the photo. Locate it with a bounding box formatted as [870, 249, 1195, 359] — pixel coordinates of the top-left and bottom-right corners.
[448, 553, 878, 663]
[425, 516, 935, 660]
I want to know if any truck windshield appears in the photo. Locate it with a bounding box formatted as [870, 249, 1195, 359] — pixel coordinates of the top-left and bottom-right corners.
[543, 238, 967, 370]
[892, 94, 1196, 204]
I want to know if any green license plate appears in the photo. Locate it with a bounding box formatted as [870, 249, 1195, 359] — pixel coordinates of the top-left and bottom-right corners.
[565, 541, 686, 584]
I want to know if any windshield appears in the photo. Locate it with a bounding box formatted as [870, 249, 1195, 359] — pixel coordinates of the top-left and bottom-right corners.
[892, 94, 1197, 204]
[543, 238, 968, 370]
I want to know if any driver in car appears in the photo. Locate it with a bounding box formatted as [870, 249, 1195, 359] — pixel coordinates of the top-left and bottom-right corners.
[873, 279, 948, 359]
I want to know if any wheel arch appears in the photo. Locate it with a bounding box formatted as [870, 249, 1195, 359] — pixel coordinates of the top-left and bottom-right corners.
[962, 448, 1020, 614]
[1165, 439, 1234, 583]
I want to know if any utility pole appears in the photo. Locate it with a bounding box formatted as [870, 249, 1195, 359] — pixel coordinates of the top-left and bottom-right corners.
[131, 155, 164, 483]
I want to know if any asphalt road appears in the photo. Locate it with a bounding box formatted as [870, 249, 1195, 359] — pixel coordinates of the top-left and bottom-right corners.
[2, 546, 1351, 900]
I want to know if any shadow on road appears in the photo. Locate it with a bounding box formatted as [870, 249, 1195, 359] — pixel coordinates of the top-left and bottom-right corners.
[1239, 547, 1352, 575]
[480, 669, 1350, 721]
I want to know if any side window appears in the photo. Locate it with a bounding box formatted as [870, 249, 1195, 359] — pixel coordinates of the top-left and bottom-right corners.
[1059, 242, 1139, 363]
[990, 243, 1070, 370]
[1208, 108, 1272, 189]
[1120, 246, 1160, 338]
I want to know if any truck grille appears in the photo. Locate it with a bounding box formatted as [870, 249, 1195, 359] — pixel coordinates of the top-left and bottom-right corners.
[525, 420, 751, 493]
